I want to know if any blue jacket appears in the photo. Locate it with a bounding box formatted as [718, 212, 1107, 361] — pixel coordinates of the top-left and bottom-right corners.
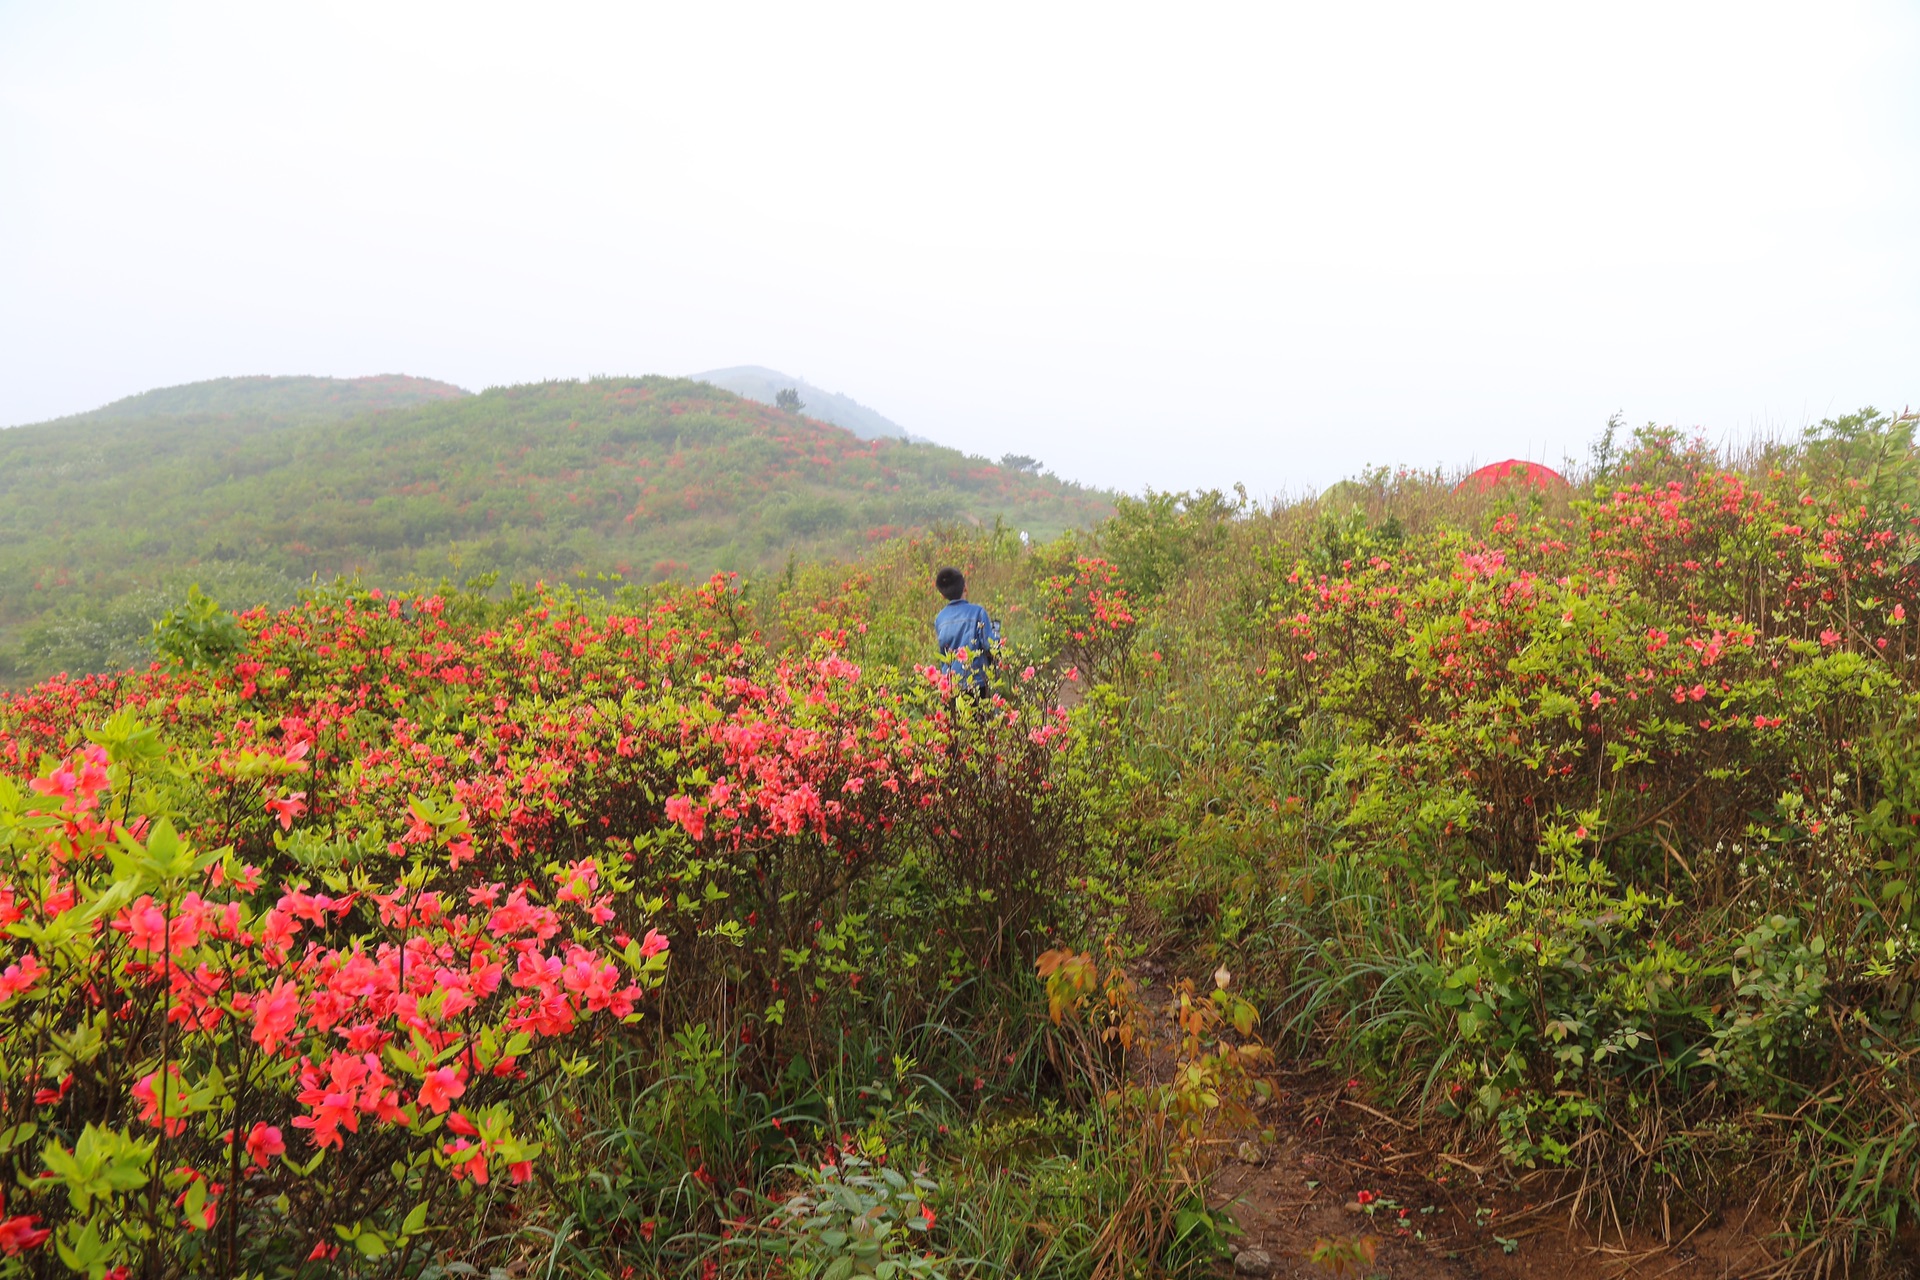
[934, 600, 999, 691]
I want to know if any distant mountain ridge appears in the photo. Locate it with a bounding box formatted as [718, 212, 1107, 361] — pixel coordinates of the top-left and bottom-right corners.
[689, 366, 909, 440]
[48, 374, 469, 424]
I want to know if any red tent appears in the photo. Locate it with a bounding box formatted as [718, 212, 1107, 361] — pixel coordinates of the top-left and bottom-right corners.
[1455, 459, 1570, 493]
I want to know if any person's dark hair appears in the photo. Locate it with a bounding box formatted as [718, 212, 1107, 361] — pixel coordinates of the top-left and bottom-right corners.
[934, 567, 966, 601]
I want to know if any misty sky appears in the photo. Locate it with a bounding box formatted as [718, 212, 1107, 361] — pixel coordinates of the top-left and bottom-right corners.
[2, 3, 1915, 496]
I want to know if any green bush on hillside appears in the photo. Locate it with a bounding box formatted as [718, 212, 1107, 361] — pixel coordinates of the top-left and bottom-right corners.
[1117, 410, 1920, 1272]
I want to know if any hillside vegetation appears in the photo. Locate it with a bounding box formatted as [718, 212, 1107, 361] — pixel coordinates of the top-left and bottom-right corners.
[0, 376, 1110, 679]
[5, 407, 1920, 1278]
[48, 374, 470, 423]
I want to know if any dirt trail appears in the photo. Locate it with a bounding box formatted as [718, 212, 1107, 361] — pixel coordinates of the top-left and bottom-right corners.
[1205, 1062, 1776, 1280]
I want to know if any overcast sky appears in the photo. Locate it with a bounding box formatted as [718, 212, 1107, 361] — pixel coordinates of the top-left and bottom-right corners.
[2, 3, 1914, 495]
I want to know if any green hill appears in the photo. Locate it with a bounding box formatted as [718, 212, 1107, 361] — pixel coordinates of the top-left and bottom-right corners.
[53, 373, 470, 423]
[0, 375, 1111, 677]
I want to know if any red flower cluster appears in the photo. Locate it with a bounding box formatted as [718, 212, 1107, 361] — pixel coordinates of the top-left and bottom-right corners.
[1268, 437, 1920, 870]
[0, 570, 1069, 1271]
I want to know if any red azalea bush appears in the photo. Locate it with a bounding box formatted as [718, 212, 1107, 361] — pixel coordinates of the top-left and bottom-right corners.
[1265, 419, 1920, 876]
[1251, 414, 1920, 1259]
[1033, 553, 1137, 680]
[0, 728, 668, 1276]
[0, 571, 1112, 1274]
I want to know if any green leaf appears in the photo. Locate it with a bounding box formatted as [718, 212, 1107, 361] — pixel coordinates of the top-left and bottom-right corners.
[55, 1221, 110, 1271]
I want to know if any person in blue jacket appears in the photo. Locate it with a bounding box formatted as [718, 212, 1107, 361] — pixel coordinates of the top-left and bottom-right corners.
[933, 566, 999, 699]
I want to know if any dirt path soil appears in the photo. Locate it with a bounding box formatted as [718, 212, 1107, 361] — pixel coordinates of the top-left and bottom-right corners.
[1206, 1062, 1778, 1280]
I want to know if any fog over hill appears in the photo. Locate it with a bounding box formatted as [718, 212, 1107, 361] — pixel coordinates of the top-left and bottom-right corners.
[690, 366, 910, 441]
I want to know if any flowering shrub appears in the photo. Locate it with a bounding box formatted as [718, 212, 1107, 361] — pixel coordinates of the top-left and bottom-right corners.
[1248, 413, 1920, 1264]
[0, 565, 1122, 1273]
[0, 726, 668, 1275]
[1263, 418, 1920, 888]
[1031, 554, 1137, 680]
